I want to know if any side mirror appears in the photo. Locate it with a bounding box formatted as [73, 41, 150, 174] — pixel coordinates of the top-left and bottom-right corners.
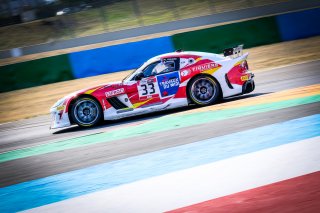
[135, 72, 144, 81]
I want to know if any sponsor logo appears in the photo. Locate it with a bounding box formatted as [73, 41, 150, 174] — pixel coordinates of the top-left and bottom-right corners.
[191, 62, 219, 72]
[180, 69, 190, 77]
[105, 88, 125, 97]
[157, 72, 180, 97]
[180, 60, 187, 65]
[104, 83, 123, 89]
[163, 57, 178, 62]
[159, 77, 179, 89]
[140, 77, 155, 84]
[241, 75, 249, 81]
[162, 91, 168, 96]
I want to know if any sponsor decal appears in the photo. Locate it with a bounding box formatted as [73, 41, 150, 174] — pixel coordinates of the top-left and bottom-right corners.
[191, 62, 219, 72]
[180, 58, 195, 69]
[157, 72, 180, 97]
[105, 88, 125, 97]
[163, 57, 178, 62]
[140, 77, 155, 84]
[180, 60, 187, 66]
[159, 78, 179, 89]
[180, 69, 190, 77]
[104, 83, 123, 89]
[241, 75, 249, 81]
[112, 83, 123, 88]
[147, 79, 154, 84]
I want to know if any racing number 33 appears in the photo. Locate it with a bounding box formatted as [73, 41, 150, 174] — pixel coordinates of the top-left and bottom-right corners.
[141, 83, 155, 95]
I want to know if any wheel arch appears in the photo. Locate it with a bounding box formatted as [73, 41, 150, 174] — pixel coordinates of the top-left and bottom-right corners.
[186, 73, 223, 103]
[68, 94, 103, 124]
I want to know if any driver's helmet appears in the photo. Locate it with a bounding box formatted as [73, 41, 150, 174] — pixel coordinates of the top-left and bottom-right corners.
[152, 61, 174, 75]
[164, 61, 175, 72]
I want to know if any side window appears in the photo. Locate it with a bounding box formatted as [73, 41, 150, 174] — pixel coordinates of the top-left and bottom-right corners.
[139, 58, 180, 79]
[159, 57, 180, 74]
[142, 61, 160, 77]
[152, 62, 171, 75]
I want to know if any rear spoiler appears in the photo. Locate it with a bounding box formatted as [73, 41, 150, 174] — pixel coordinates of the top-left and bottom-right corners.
[223, 44, 244, 59]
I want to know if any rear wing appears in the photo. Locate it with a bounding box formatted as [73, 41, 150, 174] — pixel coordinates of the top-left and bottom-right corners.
[223, 44, 244, 59]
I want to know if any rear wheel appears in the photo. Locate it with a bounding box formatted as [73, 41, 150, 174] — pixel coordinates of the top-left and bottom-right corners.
[71, 97, 102, 127]
[188, 75, 221, 106]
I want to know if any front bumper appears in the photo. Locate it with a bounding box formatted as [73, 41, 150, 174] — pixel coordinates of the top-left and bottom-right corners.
[50, 107, 71, 129]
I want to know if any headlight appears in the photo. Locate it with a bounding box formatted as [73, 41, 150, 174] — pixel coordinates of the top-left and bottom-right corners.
[52, 98, 65, 108]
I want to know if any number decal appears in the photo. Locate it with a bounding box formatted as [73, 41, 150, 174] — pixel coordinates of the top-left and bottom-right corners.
[139, 82, 156, 96]
[148, 83, 155, 94]
[141, 84, 148, 95]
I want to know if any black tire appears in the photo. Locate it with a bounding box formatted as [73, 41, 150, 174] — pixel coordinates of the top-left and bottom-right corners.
[71, 97, 102, 127]
[188, 75, 221, 106]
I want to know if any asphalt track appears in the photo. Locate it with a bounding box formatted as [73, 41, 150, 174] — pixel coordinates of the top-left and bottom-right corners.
[0, 61, 319, 153]
[0, 61, 320, 212]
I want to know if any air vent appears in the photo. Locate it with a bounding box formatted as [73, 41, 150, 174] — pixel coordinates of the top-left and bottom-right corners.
[107, 97, 127, 110]
[225, 74, 234, 89]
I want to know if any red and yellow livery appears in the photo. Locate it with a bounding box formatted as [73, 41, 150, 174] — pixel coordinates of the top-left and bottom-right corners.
[51, 48, 254, 128]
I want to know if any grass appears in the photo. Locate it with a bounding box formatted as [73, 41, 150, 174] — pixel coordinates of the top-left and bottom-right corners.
[0, 0, 288, 50]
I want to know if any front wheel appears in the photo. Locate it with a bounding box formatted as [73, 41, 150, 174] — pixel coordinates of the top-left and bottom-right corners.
[71, 97, 102, 127]
[188, 75, 221, 106]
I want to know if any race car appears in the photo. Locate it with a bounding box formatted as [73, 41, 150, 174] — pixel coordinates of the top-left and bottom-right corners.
[50, 45, 254, 129]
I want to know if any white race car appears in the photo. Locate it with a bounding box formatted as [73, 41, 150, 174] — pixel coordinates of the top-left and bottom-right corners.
[50, 45, 254, 129]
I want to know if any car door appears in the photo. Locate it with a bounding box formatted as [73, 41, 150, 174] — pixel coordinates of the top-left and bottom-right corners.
[154, 57, 181, 103]
[136, 61, 162, 107]
[129, 57, 181, 109]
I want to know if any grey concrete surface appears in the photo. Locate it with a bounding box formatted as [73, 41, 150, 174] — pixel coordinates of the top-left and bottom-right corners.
[1, 0, 319, 59]
[0, 61, 319, 187]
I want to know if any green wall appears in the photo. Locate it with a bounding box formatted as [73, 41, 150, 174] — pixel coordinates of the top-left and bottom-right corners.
[0, 54, 73, 93]
[172, 16, 282, 53]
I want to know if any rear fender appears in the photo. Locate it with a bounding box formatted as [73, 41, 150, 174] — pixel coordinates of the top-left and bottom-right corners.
[186, 74, 223, 103]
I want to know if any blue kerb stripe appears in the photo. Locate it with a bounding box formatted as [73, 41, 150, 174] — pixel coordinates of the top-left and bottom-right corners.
[1, 114, 320, 212]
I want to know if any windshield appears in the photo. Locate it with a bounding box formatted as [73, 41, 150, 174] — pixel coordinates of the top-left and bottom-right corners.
[122, 62, 145, 81]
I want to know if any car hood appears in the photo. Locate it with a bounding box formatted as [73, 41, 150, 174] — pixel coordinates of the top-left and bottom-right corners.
[52, 81, 124, 108]
[68, 81, 123, 97]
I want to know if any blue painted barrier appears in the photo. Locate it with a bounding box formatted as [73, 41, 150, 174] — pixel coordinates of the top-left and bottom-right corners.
[276, 8, 320, 41]
[69, 36, 175, 78]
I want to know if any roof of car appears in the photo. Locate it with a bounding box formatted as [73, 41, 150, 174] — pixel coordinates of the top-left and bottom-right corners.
[147, 51, 225, 63]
